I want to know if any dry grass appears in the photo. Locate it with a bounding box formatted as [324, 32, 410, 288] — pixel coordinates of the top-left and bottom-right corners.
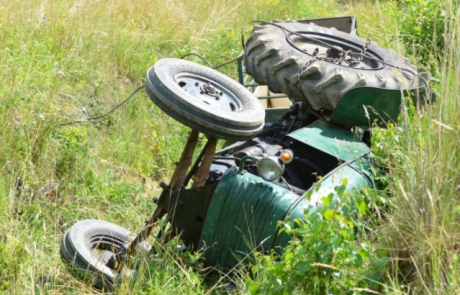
[367, 2, 460, 293]
[0, 0, 336, 293]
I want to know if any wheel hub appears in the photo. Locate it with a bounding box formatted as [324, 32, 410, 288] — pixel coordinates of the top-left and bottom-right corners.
[175, 73, 243, 112]
[290, 33, 383, 70]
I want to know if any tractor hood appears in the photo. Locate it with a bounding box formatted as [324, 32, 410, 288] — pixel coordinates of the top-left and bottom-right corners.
[287, 119, 370, 162]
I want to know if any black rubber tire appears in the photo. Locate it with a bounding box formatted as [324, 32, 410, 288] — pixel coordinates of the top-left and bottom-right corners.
[244, 21, 421, 111]
[146, 58, 265, 141]
[60, 219, 134, 290]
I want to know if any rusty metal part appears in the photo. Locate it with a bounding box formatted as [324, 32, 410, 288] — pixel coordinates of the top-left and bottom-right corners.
[184, 138, 215, 187]
[357, 38, 372, 62]
[125, 130, 200, 256]
[299, 38, 372, 75]
[192, 138, 218, 188]
[200, 82, 223, 99]
[156, 136, 218, 245]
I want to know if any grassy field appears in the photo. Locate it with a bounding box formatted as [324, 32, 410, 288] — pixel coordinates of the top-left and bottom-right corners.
[0, 0, 458, 294]
[0, 0, 335, 293]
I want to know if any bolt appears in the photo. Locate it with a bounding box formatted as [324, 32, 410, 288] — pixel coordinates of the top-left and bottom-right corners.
[200, 91, 204, 95]
[219, 92, 223, 96]
[195, 82, 199, 86]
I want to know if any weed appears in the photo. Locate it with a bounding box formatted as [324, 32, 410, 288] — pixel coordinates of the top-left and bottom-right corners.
[247, 180, 387, 294]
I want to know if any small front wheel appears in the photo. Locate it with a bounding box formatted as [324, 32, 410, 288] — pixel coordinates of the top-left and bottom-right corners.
[60, 219, 141, 290]
[146, 58, 266, 140]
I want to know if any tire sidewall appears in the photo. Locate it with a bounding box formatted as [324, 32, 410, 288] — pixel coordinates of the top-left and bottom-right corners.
[61, 219, 132, 289]
[146, 85, 262, 140]
[147, 58, 265, 128]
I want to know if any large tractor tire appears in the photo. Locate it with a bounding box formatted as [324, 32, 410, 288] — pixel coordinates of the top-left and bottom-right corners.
[244, 21, 422, 112]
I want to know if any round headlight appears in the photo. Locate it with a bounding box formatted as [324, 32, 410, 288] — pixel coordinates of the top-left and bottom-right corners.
[257, 156, 284, 182]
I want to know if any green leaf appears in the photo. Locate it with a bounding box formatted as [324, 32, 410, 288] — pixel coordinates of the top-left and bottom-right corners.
[297, 247, 307, 256]
[324, 209, 334, 221]
[249, 283, 260, 294]
[354, 252, 363, 267]
[331, 235, 343, 247]
[334, 183, 346, 196]
[322, 193, 334, 206]
[358, 200, 367, 215]
[359, 248, 369, 261]
[311, 219, 322, 235]
[376, 257, 388, 268]
[298, 261, 310, 274]
[320, 246, 333, 261]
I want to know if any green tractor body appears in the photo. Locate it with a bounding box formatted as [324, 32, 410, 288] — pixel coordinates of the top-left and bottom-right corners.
[171, 119, 373, 269]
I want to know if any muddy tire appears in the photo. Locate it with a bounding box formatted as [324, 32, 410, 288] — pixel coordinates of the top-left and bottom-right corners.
[244, 21, 421, 111]
[146, 58, 265, 140]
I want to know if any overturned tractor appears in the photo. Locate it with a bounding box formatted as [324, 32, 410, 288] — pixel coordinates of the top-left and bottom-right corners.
[60, 16, 429, 289]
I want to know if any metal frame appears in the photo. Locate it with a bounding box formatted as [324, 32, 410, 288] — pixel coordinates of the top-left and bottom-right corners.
[125, 131, 217, 256]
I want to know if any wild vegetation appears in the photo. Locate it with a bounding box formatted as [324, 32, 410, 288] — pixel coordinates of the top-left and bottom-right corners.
[0, 0, 458, 294]
[375, 1, 460, 293]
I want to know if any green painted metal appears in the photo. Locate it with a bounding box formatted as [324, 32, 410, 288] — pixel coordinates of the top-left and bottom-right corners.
[238, 155, 259, 172]
[198, 167, 302, 269]
[328, 87, 423, 127]
[169, 183, 217, 249]
[199, 155, 373, 269]
[237, 56, 244, 85]
[288, 119, 370, 162]
[274, 156, 373, 249]
[329, 87, 402, 127]
[265, 108, 289, 123]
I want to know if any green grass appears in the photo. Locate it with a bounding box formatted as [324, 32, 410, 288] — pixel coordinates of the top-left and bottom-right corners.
[1, 0, 459, 293]
[357, 1, 460, 294]
[0, 0, 338, 293]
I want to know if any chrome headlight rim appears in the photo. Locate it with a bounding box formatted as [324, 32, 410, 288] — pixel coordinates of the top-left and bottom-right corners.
[257, 156, 284, 182]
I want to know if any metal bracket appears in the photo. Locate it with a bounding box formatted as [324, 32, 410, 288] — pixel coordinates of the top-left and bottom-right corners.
[125, 130, 200, 257]
[124, 131, 219, 262]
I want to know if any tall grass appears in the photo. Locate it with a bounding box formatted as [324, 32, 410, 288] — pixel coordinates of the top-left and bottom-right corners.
[0, 0, 338, 293]
[368, 1, 460, 293]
